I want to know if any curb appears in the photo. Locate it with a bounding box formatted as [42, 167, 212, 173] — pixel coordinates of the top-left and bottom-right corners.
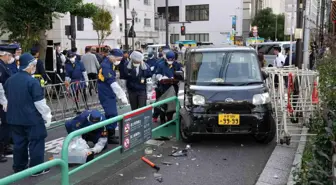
[255, 126, 308, 185]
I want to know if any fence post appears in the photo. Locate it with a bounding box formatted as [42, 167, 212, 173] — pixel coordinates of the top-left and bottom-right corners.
[175, 97, 181, 141]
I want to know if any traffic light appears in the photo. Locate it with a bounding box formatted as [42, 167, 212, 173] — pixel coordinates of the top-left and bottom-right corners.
[181, 26, 185, 36]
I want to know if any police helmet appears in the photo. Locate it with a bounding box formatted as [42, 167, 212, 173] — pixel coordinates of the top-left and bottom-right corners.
[88, 110, 103, 123]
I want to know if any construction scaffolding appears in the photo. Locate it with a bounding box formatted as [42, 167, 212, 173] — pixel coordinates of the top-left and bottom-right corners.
[264, 66, 319, 145]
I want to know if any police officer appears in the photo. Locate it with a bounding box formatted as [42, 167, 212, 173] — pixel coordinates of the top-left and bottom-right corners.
[0, 51, 13, 162]
[31, 47, 48, 87]
[125, 51, 151, 110]
[5, 53, 52, 175]
[98, 49, 128, 144]
[65, 109, 107, 154]
[146, 53, 157, 74]
[153, 50, 183, 122]
[65, 51, 89, 111]
[7, 47, 21, 74]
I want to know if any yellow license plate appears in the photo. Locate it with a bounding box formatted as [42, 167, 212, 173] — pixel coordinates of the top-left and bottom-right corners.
[218, 114, 240, 125]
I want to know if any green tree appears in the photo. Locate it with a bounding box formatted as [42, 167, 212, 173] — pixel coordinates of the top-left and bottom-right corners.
[252, 8, 285, 41]
[92, 7, 113, 49]
[0, 0, 98, 52]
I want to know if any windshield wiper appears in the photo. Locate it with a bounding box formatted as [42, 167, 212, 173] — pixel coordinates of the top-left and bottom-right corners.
[238, 81, 263, 86]
[214, 83, 236, 86]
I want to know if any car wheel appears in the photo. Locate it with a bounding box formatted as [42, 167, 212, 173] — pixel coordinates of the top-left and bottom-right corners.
[180, 116, 200, 143]
[253, 115, 276, 144]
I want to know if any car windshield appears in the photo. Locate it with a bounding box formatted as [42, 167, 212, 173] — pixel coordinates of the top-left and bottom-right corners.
[189, 51, 263, 85]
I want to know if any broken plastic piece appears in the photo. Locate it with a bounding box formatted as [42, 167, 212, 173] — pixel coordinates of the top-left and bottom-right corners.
[161, 161, 172, 166]
[119, 174, 123, 177]
[186, 145, 191, 150]
[144, 147, 153, 155]
[172, 146, 178, 150]
[191, 158, 196, 161]
[154, 173, 163, 183]
[153, 154, 162, 158]
[170, 149, 188, 157]
[135, 176, 146, 180]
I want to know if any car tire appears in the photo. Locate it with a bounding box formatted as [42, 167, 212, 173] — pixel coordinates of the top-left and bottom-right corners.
[180, 116, 200, 143]
[253, 115, 276, 144]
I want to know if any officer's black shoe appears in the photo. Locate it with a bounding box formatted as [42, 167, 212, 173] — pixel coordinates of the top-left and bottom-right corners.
[0, 143, 7, 163]
[31, 168, 50, 177]
[4, 144, 13, 155]
[108, 129, 119, 144]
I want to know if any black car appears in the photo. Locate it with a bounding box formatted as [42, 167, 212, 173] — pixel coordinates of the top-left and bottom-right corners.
[180, 45, 275, 144]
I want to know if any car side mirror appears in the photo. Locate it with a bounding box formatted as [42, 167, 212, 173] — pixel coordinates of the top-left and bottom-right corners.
[262, 71, 269, 79]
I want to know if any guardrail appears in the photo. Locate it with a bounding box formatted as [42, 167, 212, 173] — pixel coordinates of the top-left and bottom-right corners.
[0, 96, 180, 185]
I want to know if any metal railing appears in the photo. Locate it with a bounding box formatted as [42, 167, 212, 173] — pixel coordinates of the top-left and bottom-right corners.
[0, 96, 180, 185]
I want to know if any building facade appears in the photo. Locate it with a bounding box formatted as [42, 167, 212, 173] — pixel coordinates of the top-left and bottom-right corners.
[1, 0, 159, 53]
[155, 0, 243, 45]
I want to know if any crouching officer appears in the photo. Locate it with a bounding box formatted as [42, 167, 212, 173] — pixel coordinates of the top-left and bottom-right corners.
[65, 109, 107, 154]
[98, 48, 128, 144]
[5, 53, 52, 176]
[154, 50, 183, 122]
[125, 51, 152, 110]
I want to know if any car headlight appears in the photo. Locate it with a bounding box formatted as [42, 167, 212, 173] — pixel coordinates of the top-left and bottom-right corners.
[192, 95, 205, 105]
[252, 93, 270, 105]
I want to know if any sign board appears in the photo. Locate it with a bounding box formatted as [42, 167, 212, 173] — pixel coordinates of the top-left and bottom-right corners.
[120, 106, 153, 153]
[284, 12, 297, 35]
[232, 16, 237, 31]
[245, 37, 265, 46]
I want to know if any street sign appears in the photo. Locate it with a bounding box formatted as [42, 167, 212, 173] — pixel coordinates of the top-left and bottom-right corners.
[232, 16, 237, 31]
[284, 12, 297, 35]
[120, 106, 153, 153]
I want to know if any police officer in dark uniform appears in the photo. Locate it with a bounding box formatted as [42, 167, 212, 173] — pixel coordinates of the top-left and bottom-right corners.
[0, 51, 13, 162]
[31, 47, 48, 87]
[55, 43, 66, 82]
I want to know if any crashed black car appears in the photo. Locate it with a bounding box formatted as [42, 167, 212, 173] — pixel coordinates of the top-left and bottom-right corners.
[180, 45, 275, 143]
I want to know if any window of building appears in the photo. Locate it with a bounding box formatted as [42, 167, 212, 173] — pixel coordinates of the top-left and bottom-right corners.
[185, 33, 209, 42]
[157, 6, 179, 22]
[144, 0, 151, 5]
[119, 0, 122, 7]
[77, 16, 84, 31]
[170, 34, 180, 44]
[144, 18, 151, 27]
[186, 4, 209, 21]
[120, 23, 123, 32]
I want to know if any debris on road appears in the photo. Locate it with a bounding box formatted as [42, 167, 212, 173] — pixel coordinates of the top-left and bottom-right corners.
[153, 154, 162, 158]
[141, 156, 160, 171]
[273, 175, 279, 179]
[119, 174, 124, 177]
[186, 145, 191, 150]
[154, 173, 163, 183]
[161, 161, 173, 166]
[135, 176, 146, 180]
[191, 158, 196, 161]
[172, 146, 178, 150]
[145, 147, 153, 155]
[170, 149, 188, 157]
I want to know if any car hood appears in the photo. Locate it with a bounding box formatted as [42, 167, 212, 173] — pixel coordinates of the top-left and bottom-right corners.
[190, 84, 267, 103]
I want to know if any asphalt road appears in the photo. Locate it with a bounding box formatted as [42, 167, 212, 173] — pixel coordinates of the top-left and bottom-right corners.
[0, 82, 276, 185]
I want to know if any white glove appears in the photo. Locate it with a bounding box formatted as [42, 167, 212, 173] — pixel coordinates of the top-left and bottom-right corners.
[86, 81, 89, 87]
[161, 76, 169, 80]
[2, 104, 7, 112]
[150, 66, 155, 71]
[121, 96, 128, 104]
[45, 114, 52, 128]
[60, 68, 63, 73]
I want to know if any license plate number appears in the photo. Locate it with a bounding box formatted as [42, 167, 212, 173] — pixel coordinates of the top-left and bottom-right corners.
[218, 114, 240, 125]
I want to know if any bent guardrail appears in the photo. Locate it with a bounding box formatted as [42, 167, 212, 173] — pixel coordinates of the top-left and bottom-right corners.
[0, 96, 180, 185]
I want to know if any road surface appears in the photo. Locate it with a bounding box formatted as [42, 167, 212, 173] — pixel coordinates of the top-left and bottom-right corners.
[0, 83, 276, 185]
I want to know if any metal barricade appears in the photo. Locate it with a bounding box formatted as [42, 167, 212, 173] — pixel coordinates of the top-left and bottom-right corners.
[264, 66, 319, 145]
[0, 96, 180, 185]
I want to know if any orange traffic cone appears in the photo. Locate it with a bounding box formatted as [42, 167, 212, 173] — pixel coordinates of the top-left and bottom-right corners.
[312, 81, 319, 104]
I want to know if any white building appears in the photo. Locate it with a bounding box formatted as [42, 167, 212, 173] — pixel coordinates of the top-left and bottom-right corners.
[262, 0, 285, 14]
[1, 0, 159, 53]
[155, 0, 244, 45]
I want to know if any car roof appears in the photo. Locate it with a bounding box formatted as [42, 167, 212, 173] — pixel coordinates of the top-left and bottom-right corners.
[189, 45, 256, 52]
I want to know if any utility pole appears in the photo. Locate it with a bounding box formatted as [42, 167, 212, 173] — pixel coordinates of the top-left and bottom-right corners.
[303, 0, 311, 69]
[124, 0, 129, 50]
[320, 0, 325, 47]
[70, 14, 76, 49]
[295, 0, 304, 69]
[165, 0, 169, 47]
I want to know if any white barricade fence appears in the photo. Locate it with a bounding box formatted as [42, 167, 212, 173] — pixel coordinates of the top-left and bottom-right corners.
[264, 66, 319, 145]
